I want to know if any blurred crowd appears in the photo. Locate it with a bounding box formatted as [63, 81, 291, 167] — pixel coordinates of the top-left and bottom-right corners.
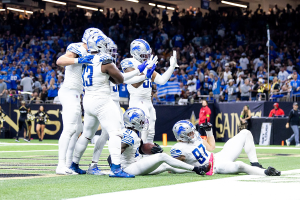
[1, 3, 300, 104]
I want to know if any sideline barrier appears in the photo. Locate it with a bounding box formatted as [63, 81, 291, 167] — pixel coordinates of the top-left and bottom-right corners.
[1, 101, 298, 143]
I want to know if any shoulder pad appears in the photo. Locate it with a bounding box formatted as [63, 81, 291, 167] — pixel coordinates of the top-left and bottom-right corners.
[170, 148, 182, 158]
[121, 129, 135, 146]
[97, 53, 113, 65]
[120, 58, 137, 71]
[67, 43, 86, 57]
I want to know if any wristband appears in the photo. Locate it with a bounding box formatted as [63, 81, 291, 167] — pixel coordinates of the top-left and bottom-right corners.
[74, 58, 78, 64]
[206, 130, 213, 137]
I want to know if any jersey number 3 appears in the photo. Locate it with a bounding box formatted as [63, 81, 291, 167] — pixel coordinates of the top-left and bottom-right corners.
[82, 65, 93, 87]
[192, 144, 208, 164]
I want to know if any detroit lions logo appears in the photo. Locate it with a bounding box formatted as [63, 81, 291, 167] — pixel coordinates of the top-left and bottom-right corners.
[132, 46, 141, 51]
[177, 126, 186, 135]
[121, 60, 134, 69]
[130, 112, 139, 121]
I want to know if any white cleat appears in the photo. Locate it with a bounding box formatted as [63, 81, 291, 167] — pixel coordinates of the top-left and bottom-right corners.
[296, 144, 300, 147]
[285, 139, 290, 146]
[56, 166, 78, 175]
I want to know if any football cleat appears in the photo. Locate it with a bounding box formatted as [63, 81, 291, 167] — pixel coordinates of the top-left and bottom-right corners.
[206, 154, 214, 176]
[70, 162, 86, 174]
[15, 139, 20, 142]
[24, 138, 29, 142]
[87, 164, 105, 175]
[56, 166, 78, 175]
[286, 139, 290, 146]
[251, 162, 265, 169]
[264, 166, 281, 176]
[109, 164, 135, 178]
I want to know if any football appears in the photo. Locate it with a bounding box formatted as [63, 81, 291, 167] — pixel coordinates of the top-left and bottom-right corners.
[141, 143, 156, 155]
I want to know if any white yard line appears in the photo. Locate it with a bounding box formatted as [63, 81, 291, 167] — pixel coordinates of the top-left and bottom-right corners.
[0, 148, 108, 153]
[68, 169, 300, 200]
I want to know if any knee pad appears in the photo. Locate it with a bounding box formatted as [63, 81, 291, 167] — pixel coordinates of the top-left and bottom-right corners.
[61, 123, 77, 138]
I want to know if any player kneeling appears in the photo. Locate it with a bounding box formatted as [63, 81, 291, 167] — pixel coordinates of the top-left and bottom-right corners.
[171, 120, 281, 176]
[111, 108, 210, 176]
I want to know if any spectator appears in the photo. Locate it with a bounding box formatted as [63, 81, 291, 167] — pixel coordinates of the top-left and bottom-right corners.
[290, 74, 300, 94]
[241, 79, 251, 101]
[268, 103, 285, 117]
[285, 102, 300, 147]
[278, 66, 289, 83]
[10, 70, 21, 91]
[270, 77, 280, 94]
[187, 75, 196, 93]
[47, 78, 58, 100]
[20, 74, 33, 100]
[201, 76, 212, 95]
[39, 86, 48, 102]
[212, 76, 221, 95]
[253, 55, 264, 72]
[0, 78, 7, 104]
[178, 92, 188, 105]
[226, 79, 237, 102]
[223, 65, 232, 83]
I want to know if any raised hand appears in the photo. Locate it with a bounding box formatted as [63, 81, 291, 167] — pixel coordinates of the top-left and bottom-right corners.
[78, 55, 95, 64]
[146, 64, 156, 79]
[137, 60, 148, 73]
[200, 118, 212, 131]
[170, 50, 179, 68]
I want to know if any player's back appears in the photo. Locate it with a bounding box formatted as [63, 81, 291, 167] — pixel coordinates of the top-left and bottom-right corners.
[121, 58, 152, 100]
[120, 128, 141, 168]
[171, 139, 211, 167]
[63, 42, 88, 92]
[82, 53, 113, 97]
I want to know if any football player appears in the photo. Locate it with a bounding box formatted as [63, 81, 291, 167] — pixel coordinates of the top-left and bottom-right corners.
[121, 39, 179, 144]
[70, 33, 156, 178]
[111, 107, 210, 176]
[81, 38, 156, 175]
[170, 120, 281, 176]
[55, 28, 101, 175]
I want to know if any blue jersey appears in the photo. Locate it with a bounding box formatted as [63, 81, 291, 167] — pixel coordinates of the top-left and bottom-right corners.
[10, 74, 20, 90]
[2, 74, 11, 89]
[290, 80, 300, 92]
[119, 84, 129, 98]
[212, 79, 221, 95]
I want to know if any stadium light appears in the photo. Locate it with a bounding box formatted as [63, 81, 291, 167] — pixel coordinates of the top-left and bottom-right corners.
[76, 5, 98, 11]
[42, 0, 66, 5]
[167, 7, 175, 10]
[221, 1, 247, 8]
[149, 3, 156, 6]
[0, 9, 5, 11]
[100, 9, 103, 12]
[7, 7, 33, 14]
[126, 0, 139, 3]
[157, 5, 166, 8]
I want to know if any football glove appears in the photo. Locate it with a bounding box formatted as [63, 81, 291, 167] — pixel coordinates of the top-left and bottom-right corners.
[193, 162, 211, 176]
[137, 60, 147, 73]
[151, 143, 163, 154]
[146, 64, 156, 79]
[78, 55, 95, 64]
[199, 118, 212, 131]
[170, 50, 179, 69]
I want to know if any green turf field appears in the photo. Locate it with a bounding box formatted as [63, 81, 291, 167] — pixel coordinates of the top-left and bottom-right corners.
[0, 139, 299, 200]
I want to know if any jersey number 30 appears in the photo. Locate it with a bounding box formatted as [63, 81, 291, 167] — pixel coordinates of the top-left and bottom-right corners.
[192, 144, 208, 164]
[82, 65, 93, 87]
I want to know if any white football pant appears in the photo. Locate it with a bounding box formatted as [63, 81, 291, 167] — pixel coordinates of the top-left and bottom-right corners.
[73, 95, 123, 165]
[129, 98, 156, 143]
[214, 129, 265, 175]
[57, 87, 82, 168]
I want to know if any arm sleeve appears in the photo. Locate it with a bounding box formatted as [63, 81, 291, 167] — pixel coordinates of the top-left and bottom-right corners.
[123, 74, 146, 84]
[122, 69, 140, 82]
[154, 66, 175, 85]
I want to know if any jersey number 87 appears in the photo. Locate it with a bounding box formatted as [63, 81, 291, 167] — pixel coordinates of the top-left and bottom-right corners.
[82, 65, 93, 87]
[192, 144, 208, 164]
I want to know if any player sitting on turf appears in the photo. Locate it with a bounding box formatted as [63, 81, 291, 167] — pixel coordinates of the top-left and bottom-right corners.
[106, 107, 211, 176]
[170, 120, 281, 176]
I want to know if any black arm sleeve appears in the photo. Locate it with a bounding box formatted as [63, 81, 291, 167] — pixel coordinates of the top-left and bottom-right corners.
[138, 140, 145, 155]
[288, 110, 293, 123]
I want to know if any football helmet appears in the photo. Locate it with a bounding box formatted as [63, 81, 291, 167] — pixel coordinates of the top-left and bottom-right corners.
[106, 38, 118, 63]
[82, 28, 102, 43]
[123, 107, 149, 132]
[87, 33, 108, 53]
[130, 39, 152, 62]
[172, 120, 196, 142]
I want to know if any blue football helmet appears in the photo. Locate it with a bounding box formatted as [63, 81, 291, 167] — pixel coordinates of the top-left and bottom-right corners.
[82, 27, 102, 43]
[172, 120, 196, 142]
[130, 39, 152, 62]
[123, 107, 149, 132]
[87, 33, 108, 53]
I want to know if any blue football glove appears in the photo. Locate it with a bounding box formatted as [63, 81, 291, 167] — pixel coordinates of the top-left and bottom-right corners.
[78, 55, 95, 64]
[146, 64, 156, 79]
[137, 61, 147, 73]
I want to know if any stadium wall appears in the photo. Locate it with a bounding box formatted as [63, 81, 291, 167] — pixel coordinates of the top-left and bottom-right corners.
[0, 101, 298, 144]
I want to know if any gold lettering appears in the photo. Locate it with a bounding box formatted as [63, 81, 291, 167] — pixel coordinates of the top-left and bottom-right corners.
[231, 113, 240, 137]
[44, 109, 61, 135]
[215, 113, 223, 139]
[223, 113, 231, 139]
